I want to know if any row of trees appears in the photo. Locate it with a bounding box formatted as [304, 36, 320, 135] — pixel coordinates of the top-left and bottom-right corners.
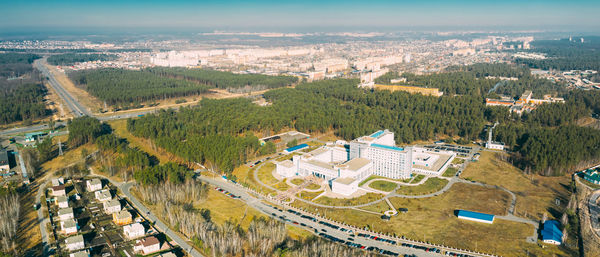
[47, 53, 117, 66]
[69, 68, 211, 106]
[149, 67, 298, 90]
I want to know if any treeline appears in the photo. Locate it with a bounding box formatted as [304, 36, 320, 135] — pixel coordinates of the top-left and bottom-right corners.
[0, 53, 40, 65]
[0, 53, 41, 77]
[47, 53, 117, 66]
[149, 67, 298, 90]
[128, 79, 490, 174]
[515, 38, 600, 71]
[69, 68, 211, 106]
[0, 83, 48, 124]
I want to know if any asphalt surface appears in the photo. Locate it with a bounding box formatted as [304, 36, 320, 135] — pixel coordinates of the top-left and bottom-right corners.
[197, 175, 451, 257]
[34, 59, 91, 117]
[36, 180, 50, 257]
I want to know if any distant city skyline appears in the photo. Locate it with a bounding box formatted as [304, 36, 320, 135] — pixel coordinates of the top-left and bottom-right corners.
[1, 0, 599, 32]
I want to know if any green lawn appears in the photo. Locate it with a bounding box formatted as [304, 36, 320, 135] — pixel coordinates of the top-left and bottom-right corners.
[359, 175, 387, 187]
[442, 167, 459, 177]
[313, 193, 384, 206]
[411, 174, 426, 184]
[397, 178, 448, 196]
[291, 178, 304, 185]
[297, 190, 324, 201]
[368, 180, 397, 192]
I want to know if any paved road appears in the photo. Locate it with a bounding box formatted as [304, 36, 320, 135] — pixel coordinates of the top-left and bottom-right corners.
[34, 59, 90, 117]
[36, 180, 50, 257]
[197, 175, 446, 257]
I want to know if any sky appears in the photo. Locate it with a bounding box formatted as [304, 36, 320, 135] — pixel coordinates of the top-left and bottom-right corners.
[1, 0, 599, 32]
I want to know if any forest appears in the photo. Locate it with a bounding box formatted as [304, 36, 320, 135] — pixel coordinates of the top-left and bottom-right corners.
[46, 53, 117, 66]
[0, 53, 48, 124]
[515, 37, 600, 71]
[128, 67, 600, 176]
[128, 78, 490, 174]
[69, 68, 211, 106]
[493, 90, 600, 175]
[149, 67, 298, 91]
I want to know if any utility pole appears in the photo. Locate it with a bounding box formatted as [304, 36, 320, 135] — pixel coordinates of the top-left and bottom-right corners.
[58, 139, 63, 156]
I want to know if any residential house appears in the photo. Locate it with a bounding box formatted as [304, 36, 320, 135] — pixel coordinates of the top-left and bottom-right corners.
[123, 222, 145, 239]
[95, 189, 111, 202]
[65, 234, 85, 251]
[103, 199, 121, 214]
[61, 219, 78, 235]
[58, 207, 74, 221]
[113, 210, 132, 225]
[69, 250, 90, 257]
[51, 177, 64, 187]
[133, 236, 161, 255]
[51, 184, 66, 197]
[56, 195, 69, 208]
[86, 179, 102, 192]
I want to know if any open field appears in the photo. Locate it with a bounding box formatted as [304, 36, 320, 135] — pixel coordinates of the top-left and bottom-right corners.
[196, 189, 267, 229]
[358, 200, 391, 214]
[368, 180, 397, 192]
[291, 182, 568, 256]
[396, 178, 448, 196]
[257, 162, 279, 185]
[41, 143, 97, 173]
[460, 151, 572, 220]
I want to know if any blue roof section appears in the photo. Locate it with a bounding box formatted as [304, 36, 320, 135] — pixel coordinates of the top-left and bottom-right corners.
[285, 143, 308, 152]
[371, 143, 404, 152]
[542, 220, 563, 243]
[370, 130, 385, 138]
[457, 210, 495, 222]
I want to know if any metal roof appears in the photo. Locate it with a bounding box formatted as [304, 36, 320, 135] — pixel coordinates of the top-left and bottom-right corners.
[370, 130, 385, 138]
[542, 220, 563, 243]
[285, 143, 308, 152]
[457, 210, 495, 222]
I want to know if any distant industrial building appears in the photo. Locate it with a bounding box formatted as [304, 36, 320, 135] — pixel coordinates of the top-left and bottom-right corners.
[0, 150, 9, 173]
[486, 91, 565, 116]
[457, 210, 495, 224]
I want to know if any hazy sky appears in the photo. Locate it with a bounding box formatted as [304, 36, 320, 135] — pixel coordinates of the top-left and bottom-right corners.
[1, 0, 599, 30]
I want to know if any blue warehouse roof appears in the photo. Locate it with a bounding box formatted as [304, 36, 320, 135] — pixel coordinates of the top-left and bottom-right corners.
[371, 143, 404, 152]
[285, 143, 308, 152]
[542, 220, 563, 243]
[457, 210, 495, 222]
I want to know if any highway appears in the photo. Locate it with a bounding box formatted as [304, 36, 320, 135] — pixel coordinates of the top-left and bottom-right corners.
[34, 59, 91, 117]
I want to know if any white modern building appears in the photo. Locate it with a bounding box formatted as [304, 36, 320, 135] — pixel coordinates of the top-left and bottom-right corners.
[349, 130, 412, 179]
[86, 179, 102, 192]
[411, 147, 456, 176]
[123, 222, 145, 239]
[65, 234, 85, 251]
